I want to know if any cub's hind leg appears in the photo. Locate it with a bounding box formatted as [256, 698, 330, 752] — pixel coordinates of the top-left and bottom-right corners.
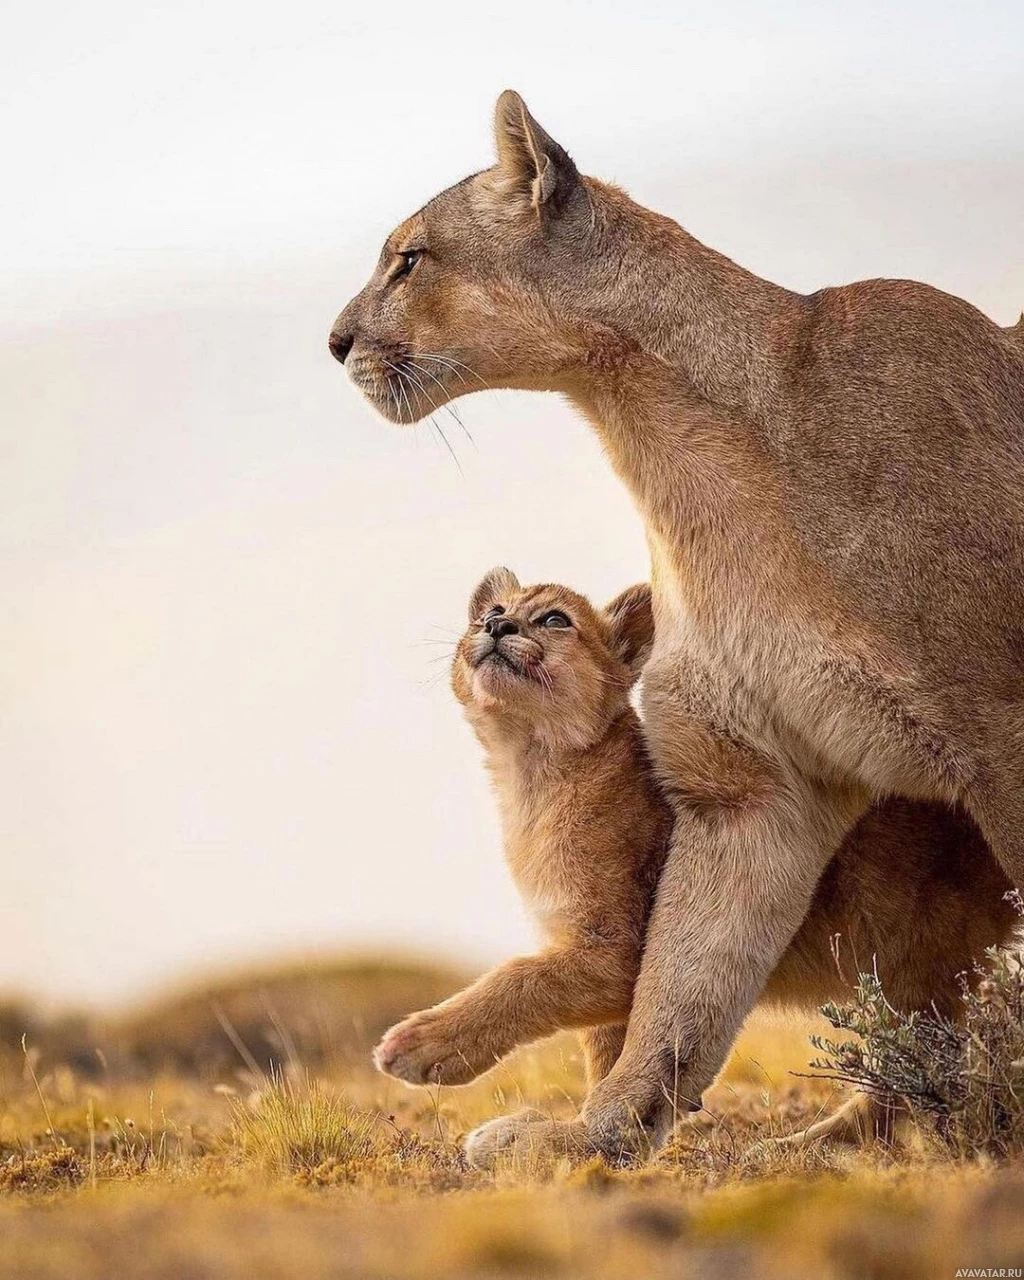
[462, 1025, 628, 1170]
[580, 1024, 627, 1087]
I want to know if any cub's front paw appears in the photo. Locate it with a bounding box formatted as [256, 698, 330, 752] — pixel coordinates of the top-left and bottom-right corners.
[373, 1009, 494, 1086]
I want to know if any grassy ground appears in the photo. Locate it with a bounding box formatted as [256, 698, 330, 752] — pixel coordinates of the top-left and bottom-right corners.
[2, 957, 1023, 1279]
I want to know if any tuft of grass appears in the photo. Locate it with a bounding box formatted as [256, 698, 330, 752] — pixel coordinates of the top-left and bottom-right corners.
[230, 1072, 379, 1177]
[0, 1147, 84, 1194]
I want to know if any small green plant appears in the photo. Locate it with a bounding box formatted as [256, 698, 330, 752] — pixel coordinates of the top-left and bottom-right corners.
[811, 924, 1024, 1157]
[230, 1072, 379, 1176]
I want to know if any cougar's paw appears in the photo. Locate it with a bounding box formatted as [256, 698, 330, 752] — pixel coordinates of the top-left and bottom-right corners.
[373, 1009, 493, 1086]
[464, 1109, 597, 1171]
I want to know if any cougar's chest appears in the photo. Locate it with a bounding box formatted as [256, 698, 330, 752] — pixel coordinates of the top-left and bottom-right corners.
[648, 527, 777, 707]
[647, 528, 948, 794]
[648, 529, 839, 756]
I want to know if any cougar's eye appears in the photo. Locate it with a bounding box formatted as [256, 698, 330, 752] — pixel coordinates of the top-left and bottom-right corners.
[394, 249, 422, 280]
[537, 611, 571, 629]
[482, 605, 505, 624]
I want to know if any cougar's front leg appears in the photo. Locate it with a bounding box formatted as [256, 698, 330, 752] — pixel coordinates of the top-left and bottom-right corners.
[577, 691, 867, 1159]
[582, 796, 867, 1156]
[374, 946, 635, 1086]
[465, 766, 864, 1168]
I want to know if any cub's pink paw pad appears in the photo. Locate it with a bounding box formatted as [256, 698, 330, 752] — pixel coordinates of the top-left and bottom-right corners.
[372, 1011, 488, 1086]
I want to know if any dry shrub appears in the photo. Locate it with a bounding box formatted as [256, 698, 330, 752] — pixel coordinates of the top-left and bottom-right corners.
[812, 921, 1024, 1157]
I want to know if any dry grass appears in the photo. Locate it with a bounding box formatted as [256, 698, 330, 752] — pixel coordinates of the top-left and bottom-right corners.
[2, 956, 1024, 1279]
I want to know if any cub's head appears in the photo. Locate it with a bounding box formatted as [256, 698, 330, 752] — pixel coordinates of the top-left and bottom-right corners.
[452, 567, 653, 750]
[329, 91, 626, 422]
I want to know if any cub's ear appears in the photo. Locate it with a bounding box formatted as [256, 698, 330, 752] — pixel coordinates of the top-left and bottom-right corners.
[493, 90, 579, 214]
[469, 566, 521, 621]
[605, 584, 654, 682]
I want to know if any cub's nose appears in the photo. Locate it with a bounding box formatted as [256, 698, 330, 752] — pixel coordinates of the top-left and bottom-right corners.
[328, 329, 354, 364]
[486, 616, 520, 639]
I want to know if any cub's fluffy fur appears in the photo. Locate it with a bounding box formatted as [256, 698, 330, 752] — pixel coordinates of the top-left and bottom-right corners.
[375, 572, 1016, 1160]
[374, 569, 670, 1088]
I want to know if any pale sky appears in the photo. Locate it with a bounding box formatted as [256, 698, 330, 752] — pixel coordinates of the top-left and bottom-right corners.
[2, 0, 1023, 1003]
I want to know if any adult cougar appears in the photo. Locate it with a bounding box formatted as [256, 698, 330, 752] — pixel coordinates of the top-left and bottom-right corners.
[330, 92, 1024, 1160]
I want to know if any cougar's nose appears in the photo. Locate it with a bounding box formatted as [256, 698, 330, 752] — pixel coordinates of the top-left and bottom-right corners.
[486, 616, 520, 639]
[328, 329, 354, 364]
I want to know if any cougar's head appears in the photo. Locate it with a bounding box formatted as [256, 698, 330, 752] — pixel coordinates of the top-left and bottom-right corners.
[451, 567, 653, 750]
[329, 91, 622, 423]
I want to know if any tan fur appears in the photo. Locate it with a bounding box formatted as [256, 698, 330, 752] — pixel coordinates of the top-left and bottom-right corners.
[373, 574, 1015, 1157]
[373, 572, 670, 1086]
[333, 92, 1024, 1160]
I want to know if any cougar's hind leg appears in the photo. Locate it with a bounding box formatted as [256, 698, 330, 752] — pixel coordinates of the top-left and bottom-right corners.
[772, 1091, 900, 1149]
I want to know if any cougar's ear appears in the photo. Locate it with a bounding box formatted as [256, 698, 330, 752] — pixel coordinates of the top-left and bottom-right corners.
[469, 567, 521, 621]
[605, 584, 654, 682]
[493, 90, 579, 214]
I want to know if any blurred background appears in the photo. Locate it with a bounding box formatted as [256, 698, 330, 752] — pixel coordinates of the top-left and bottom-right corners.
[3, 0, 1023, 1005]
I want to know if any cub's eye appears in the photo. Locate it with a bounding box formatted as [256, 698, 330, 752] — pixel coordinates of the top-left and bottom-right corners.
[537, 611, 571, 629]
[393, 248, 422, 280]
[482, 605, 505, 624]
